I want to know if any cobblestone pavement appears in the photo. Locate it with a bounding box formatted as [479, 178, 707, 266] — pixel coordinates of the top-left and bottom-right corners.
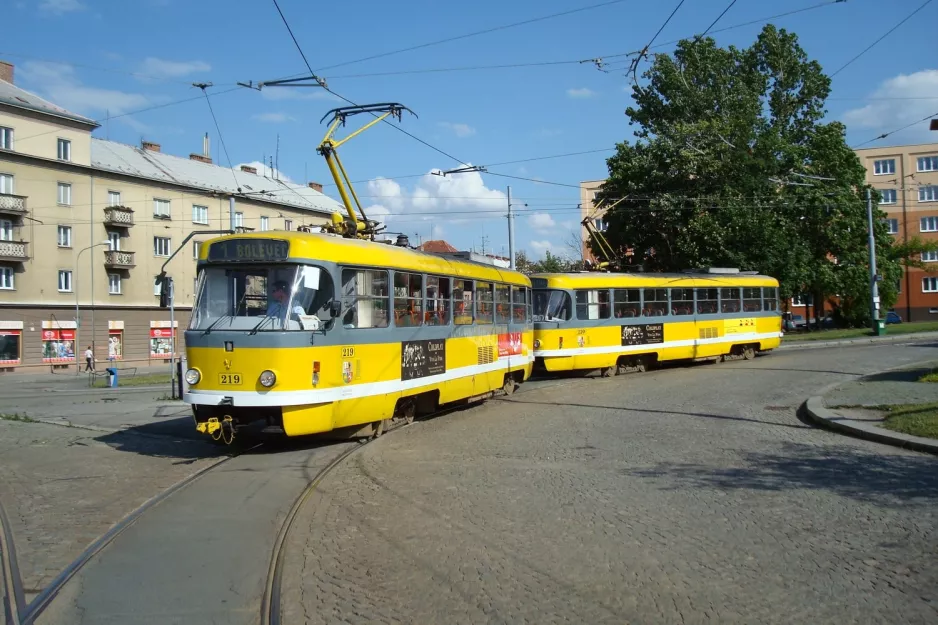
[281, 343, 938, 624]
[0, 419, 221, 603]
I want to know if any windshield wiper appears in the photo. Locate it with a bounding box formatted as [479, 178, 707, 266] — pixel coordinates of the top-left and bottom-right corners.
[203, 315, 230, 335]
[249, 315, 273, 335]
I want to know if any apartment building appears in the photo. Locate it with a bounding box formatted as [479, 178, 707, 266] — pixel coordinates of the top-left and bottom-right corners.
[0, 61, 344, 370]
[578, 141, 938, 321]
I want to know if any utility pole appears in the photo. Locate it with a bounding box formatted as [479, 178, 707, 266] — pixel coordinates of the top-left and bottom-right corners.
[507, 186, 516, 270]
[866, 187, 882, 333]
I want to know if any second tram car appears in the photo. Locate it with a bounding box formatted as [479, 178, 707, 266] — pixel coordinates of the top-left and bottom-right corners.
[182, 231, 534, 442]
[531, 269, 782, 374]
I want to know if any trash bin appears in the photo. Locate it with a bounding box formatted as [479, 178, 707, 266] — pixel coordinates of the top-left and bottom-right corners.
[106, 367, 118, 388]
[874, 319, 886, 336]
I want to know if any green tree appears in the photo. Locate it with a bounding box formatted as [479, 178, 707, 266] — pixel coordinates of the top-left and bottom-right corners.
[597, 25, 903, 326]
[532, 250, 566, 273]
[514, 250, 536, 274]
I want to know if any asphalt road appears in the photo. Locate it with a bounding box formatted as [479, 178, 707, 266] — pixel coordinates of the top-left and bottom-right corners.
[21, 341, 938, 624]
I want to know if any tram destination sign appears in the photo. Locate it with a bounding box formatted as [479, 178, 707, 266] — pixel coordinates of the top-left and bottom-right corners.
[206, 239, 290, 263]
[401, 339, 446, 381]
[621, 323, 664, 346]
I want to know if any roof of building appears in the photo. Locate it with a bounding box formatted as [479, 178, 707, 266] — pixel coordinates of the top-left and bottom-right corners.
[90, 139, 343, 216]
[418, 239, 459, 253]
[0, 78, 98, 127]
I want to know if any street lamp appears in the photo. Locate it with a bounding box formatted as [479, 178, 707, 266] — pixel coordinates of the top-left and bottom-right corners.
[75, 241, 111, 374]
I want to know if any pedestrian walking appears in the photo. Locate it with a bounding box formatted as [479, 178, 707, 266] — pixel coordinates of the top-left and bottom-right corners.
[84, 345, 94, 372]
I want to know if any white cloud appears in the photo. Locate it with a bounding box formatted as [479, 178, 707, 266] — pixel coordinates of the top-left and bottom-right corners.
[842, 70, 938, 142]
[138, 57, 211, 79]
[251, 112, 296, 123]
[567, 87, 597, 99]
[18, 61, 151, 119]
[527, 212, 557, 232]
[39, 0, 84, 15]
[437, 121, 476, 138]
[529, 240, 555, 258]
[235, 161, 294, 183]
[260, 88, 340, 102]
[362, 167, 506, 230]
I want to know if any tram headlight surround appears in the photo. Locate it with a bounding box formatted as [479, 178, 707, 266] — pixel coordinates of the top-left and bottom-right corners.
[259, 370, 277, 388]
[185, 368, 201, 385]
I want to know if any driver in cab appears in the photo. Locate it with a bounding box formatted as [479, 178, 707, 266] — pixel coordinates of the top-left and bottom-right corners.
[266, 280, 305, 326]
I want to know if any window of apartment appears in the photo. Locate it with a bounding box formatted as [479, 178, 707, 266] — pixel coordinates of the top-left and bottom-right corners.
[192, 241, 202, 259]
[260, 216, 269, 231]
[921, 216, 938, 232]
[0, 173, 12, 194]
[56, 138, 71, 162]
[917, 156, 938, 172]
[0, 267, 13, 290]
[108, 273, 121, 295]
[885, 218, 899, 234]
[924, 277, 938, 293]
[880, 189, 897, 204]
[57, 182, 71, 205]
[594, 218, 607, 232]
[57, 225, 72, 248]
[192, 204, 208, 224]
[873, 159, 895, 175]
[107, 190, 121, 206]
[153, 198, 171, 218]
[153, 236, 171, 257]
[920, 186, 938, 203]
[58, 270, 72, 292]
[284, 219, 293, 231]
[234, 212, 244, 227]
[108, 231, 120, 251]
[0, 127, 12, 151]
[0, 219, 13, 241]
[923, 251, 938, 263]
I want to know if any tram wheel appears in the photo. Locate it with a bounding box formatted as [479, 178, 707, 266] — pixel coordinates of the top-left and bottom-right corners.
[600, 366, 615, 378]
[373, 419, 388, 438]
[502, 376, 516, 396]
[634, 358, 647, 373]
[743, 346, 755, 360]
[398, 400, 416, 425]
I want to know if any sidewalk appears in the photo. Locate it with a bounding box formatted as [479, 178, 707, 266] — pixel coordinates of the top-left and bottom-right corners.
[779, 330, 938, 351]
[0, 363, 173, 396]
[804, 362, 938, 455]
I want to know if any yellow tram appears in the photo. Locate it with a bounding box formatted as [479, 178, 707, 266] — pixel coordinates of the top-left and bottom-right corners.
[182, 231, 534, 441]
[531, 269, 782, 375]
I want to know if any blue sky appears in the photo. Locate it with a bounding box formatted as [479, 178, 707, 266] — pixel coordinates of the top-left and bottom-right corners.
[5, 0, 938, 258]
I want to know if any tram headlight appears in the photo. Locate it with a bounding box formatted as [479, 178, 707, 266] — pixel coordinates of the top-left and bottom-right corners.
[259, 370, 277, 388]
[184, 368, 201, 385]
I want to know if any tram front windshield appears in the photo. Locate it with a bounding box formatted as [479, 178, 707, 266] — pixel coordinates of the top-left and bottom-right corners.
[533, 289, 572, 322]
[189, 264, 333, 331]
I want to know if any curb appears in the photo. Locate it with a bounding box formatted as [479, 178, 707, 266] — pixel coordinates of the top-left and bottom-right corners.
[779, 331, 938, 351]
[802, 396, 938, 456]
[3, 385, 177, 399]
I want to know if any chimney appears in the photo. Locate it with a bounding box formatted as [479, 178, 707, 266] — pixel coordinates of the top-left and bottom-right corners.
[189, 153, 212, 164]
[203, 132, 210, 158]
[141, 141, 161, 152]
[0, 61, 12, 84]
[307, 181, 323, 193]
[240, 164, 257, 174]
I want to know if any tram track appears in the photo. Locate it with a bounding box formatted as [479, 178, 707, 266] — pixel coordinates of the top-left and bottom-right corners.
[1, 497, 26, 625]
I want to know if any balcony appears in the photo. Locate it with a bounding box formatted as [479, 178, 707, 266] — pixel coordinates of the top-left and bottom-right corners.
[0, 193, 27, 217]
[103, 249, 136, 268]
[0, 240, 29, 262]
[103, 205, 135, 227]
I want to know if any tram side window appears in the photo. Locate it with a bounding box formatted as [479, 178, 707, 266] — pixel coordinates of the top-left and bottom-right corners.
[696, 288, 719, 315]
[454, 280, 474, 325]
[575, 289, 611, 320]
[426, 276, 451, 325]
[720, 287, 741, 313]
[670, 288, 694, 315]
[495, 283, 511, 324]
[341, 269, 389, 329]
[512, 286, 527, 323]
[743, 287, 762, 312]
[643, 288, 668, 317]
[763, 287, 778, 311]
[476, 281, 494, 324]
[613, 289, 641, 318]
[394, 271, 423, 327]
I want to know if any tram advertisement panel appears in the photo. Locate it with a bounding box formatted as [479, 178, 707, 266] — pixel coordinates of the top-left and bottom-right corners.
[620, 323, 664, 346]
[498, 332, 523, 357]
[401, 339, 446, 381]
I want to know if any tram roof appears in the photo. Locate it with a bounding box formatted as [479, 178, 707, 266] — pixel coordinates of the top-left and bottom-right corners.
[530, 272, 778, 289]
[197, 231, 531, 286]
